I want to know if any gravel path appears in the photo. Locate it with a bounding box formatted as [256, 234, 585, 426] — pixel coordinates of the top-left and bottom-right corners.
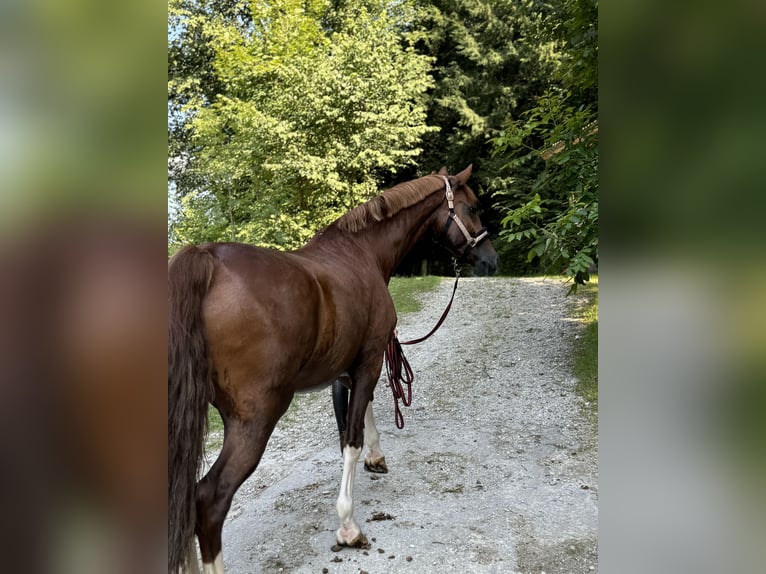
[204, 277, 598, 573]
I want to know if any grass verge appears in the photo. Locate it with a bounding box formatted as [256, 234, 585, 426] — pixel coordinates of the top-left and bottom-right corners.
[569, 277, 598, 406]
[388, 275, 442, 314]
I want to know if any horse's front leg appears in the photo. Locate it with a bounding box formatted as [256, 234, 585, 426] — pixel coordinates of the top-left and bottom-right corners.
[333, 380, 387, 473]
[335, 356, 383, 547]
[363, 401, 388, 474]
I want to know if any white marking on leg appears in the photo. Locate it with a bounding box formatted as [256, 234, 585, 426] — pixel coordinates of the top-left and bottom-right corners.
[202, 552, 223, 574]
[364, 402, 385, 462]
[336, 445, 362, 544]
[186, 542, 201, 574]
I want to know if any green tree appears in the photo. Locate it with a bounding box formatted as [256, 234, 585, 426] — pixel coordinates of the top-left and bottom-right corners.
[373, 0, 560, 275]
[413, 0, 558, 176]
[168, 0, 250, 227]
[490, 0, 597, 288]
[168, 0, 435, 249]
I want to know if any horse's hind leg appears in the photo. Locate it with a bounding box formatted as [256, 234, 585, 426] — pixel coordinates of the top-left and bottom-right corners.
[363, 402, 388, 474]
[336, 353, 384, 547]
[336, 437, 365, 547]
[186, 541, 201, 574]
[195, 399, 289, 573]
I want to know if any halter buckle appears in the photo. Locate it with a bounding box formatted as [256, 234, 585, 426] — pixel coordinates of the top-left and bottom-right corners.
[443, 176, 455, 210]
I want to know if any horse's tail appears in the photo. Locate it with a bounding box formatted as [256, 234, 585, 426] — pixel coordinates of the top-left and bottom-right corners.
[168, 245, 216, 573]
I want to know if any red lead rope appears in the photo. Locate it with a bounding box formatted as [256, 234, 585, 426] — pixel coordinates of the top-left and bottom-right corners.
[384, 335, 414, 429]
[384, 273, 460, 428]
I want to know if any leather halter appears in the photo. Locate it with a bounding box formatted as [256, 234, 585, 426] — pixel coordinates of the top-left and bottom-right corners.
[441, 176, 489, 249]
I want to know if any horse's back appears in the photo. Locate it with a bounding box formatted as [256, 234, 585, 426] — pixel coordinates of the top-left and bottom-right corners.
[198, 242, 371, 401]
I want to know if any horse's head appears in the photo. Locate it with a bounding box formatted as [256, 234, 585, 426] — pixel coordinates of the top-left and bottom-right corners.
[431, 165, 499, 276]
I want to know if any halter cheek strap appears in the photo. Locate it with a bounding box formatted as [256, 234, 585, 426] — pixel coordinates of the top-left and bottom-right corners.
[441, 176, 489, 248]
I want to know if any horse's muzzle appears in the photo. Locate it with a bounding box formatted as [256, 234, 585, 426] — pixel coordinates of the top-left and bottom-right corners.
[473, 252, 498, 276]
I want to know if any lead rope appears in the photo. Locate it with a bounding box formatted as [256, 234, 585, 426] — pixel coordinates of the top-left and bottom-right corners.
[384, 334, 413, 429]
[384, 260, 461, 428]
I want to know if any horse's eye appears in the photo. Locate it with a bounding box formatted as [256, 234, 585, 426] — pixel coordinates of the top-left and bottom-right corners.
[467, 205, 479, 215]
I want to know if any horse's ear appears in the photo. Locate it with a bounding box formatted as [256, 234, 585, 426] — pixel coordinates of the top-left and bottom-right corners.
[437, 166, 448, 176]
[454, 164, 473, 185]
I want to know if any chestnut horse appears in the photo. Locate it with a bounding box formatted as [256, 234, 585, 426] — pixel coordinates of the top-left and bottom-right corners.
[168, 165, 497, 573]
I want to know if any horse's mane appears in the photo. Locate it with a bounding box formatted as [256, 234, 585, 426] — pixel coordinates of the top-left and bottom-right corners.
[335, 175, 444, 233]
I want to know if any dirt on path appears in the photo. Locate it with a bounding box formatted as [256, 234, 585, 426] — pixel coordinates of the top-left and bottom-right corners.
[204, 277, 598, 574]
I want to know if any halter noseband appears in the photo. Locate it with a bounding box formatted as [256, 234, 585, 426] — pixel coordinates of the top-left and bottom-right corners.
[441, 176, 489, 249]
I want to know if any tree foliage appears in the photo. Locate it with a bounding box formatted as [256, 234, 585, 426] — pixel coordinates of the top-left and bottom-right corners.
[490, 0, 598, 288]
[414, 0, 559, 177]
[167, 0, 598, 285]
[169, 0, 435, 249]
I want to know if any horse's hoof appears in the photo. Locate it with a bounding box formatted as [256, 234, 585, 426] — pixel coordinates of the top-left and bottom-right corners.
[335, 532, 370, 550]
[364, 457, 388, 474]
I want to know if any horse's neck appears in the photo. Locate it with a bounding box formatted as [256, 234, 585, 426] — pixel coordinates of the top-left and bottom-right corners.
[301, 187, 444, 280]
[350, 190, 444, 281]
